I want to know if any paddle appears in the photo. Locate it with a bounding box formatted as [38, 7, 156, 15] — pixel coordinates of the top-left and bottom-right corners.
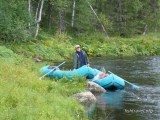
[39, 61, 66, 80]
[108, 71, 140, 89]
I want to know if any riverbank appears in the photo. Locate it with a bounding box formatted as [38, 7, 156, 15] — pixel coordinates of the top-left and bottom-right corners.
[5, 32, 160, 62]
[0, 46, 88, 120]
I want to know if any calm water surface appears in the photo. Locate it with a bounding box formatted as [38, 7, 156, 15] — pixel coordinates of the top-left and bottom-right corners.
[87, 56, 160, 120]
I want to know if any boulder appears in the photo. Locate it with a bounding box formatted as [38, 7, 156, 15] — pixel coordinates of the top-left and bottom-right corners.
[87, 81, 106, 93]
[73, 91, 96, 107]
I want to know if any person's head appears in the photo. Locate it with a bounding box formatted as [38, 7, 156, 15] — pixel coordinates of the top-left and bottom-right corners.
[75, 45, 81, 52]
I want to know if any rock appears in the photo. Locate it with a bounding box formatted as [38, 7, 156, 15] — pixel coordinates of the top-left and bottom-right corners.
[73, 91, 96, 107]
[87, 81, 106, 93]
[34, 57, 42, 62]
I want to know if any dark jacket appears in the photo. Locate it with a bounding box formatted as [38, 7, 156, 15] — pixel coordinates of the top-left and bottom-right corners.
[73, 50, 89, 69]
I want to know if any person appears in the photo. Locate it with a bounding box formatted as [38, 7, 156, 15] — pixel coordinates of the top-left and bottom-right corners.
[73, 45, 89, 69]
[92, 73, 109, 81]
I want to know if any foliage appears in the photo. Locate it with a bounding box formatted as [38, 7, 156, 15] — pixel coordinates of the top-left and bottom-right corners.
[95, 0, 160, 36]
[73, 32, 160, 56]
[0, 0, 160, 42]
[99, 13, 112, 31]
[0, 0, 32, 42]
[73, 0, 96, 32]
[8, 32, 74, 61]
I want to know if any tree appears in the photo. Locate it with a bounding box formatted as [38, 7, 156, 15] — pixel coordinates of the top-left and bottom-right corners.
[94, 0, 160, 36]
[0, 0, 32, 42]
[34, 0, 45, 37]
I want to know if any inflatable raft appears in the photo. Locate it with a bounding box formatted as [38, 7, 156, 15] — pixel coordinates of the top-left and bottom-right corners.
[92, 73, 125, 90]
[40, 65, 102, 79]
[40, 65, 125, 90]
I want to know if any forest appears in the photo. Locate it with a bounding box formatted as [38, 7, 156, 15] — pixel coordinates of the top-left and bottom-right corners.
[1, 0, 160, 42]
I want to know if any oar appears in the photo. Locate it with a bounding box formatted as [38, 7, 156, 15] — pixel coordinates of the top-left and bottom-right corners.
[39, 61, 65, 80]
[108, 71, 140, 89]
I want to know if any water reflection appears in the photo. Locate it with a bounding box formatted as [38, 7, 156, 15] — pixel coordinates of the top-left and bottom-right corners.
[97, 90, 125, 109]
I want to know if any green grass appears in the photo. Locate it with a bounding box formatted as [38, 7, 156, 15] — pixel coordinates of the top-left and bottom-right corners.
[7, 32, 160, 61]
[0, 46, 88, 120]
[8, 32, 75, 62]
[74, 32, 160, 56]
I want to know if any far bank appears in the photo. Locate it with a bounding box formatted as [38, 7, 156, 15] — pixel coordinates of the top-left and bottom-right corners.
[5, 32, 160, 62]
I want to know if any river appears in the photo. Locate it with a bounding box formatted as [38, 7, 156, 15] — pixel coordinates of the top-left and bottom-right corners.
[87, 56, 160, 120]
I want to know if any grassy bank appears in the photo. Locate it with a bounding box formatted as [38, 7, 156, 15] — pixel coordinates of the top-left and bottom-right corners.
[75, 32, 160, 56]
[0, 46, 87, 120]
[7, 32, 160, 62]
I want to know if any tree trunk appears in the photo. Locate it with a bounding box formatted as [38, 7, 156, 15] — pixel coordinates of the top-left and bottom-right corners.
[35, 0, 40, 23]
[150, 0, 158, 13]
[28, 0, 32, 31]
[71, 0, 76, 27]
[87, 1, 109, 39]
[35, 0, 44, 38]
[116, 0, 123, 34]
[35, 0, 40, 37]
[48, 0, 52, 30]
[150, 0, 158, 32]
[58, 11, 62, 36]
[143, 24, 148, 35]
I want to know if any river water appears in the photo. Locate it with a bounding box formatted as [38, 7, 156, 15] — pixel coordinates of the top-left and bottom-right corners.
[88, 56, 160, 120]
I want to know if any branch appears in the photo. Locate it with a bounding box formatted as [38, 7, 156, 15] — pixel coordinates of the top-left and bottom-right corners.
[87, 1, 109, 38]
